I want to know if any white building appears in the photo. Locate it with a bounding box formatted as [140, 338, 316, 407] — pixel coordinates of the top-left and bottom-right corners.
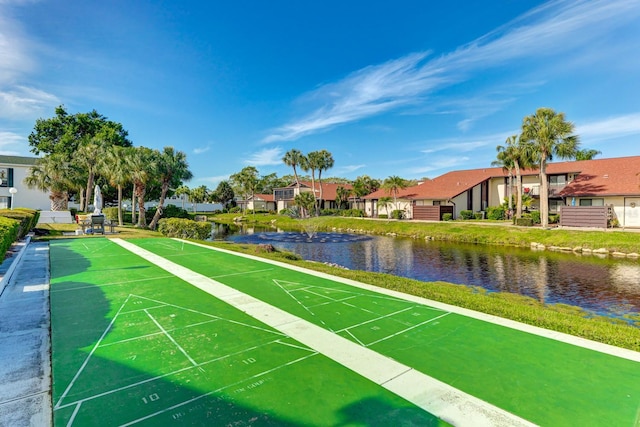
[0, 155, 50, 211]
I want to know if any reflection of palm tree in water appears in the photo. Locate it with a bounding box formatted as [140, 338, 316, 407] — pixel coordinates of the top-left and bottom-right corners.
[535, 257, 548, 304]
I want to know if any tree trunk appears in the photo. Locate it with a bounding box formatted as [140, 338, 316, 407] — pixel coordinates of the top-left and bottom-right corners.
[117, 185, 123, 226]
[149, 181, 169, 230]
[50, 191, 68, 211]
[539, 157, 549, 228]
[85, 173, 94, 212]
[515, 161, 522, 218]
[131, 183, 137, 224]
[136, 185, 147, 227]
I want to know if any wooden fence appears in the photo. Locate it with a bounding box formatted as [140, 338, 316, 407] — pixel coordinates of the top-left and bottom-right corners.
[559, 206, 608, 228]
[413, 205, 454, 221]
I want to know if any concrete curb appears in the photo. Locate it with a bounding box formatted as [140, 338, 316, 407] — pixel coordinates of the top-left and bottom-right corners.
[0, 234, 32, 298]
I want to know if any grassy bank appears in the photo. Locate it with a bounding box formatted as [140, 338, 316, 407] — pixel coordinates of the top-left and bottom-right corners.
[212, 213, 640, 254]
[200, 239, 640, 352]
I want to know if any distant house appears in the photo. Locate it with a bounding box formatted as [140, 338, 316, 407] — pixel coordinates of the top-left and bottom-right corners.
[273, 181, 353, 212]
[0, 155, 50, 210]
[363, 155, 640, 227]
[238, 194, 276, 212]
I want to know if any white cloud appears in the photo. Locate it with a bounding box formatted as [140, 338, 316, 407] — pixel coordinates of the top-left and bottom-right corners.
[264, 0, 640, 143]
[193, 145, 210, 154]
[336, 164, 366, 174]
[0, 85, 59, 120]
[244, 147, 284, 166]
[577, 113, 640, 142]
[408, 156, 471, 176]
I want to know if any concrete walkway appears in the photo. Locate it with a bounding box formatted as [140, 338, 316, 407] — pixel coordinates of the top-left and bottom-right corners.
[0, 238, 51, 427]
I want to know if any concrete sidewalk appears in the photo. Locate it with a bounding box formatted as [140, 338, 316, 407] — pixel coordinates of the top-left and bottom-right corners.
[0, 238, 52, 427]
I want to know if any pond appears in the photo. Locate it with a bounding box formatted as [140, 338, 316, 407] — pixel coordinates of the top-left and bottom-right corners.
[212, 223, 640, 323]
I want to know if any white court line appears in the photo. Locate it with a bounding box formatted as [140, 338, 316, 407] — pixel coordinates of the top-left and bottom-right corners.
[272, 279, 328, 329]
[55, 338, 287, 411]
[98, 319, 219, 348]
[145, 310, 199, 366]
[176, 238, 640, 364]
[212, 267, 275, 279]
[119, 352, 319, 427]
[55, 294, 133, 409]
[50, 275, 175, 293]
[335, 306, 415, 333]
[115, 238, 535, 427]
[366, 312, 452, 347]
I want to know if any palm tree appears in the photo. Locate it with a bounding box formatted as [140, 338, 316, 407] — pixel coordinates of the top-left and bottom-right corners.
[377, 196, 393, 217]
[335, 186, 351, 210]
[294, 192, 316, 219]
[148, 147, 193, 230]
[189, 185, 209, 213]
[282, 149, 305, 188]
[174, 185, 191, 210]
[493, 134, 533, 218]
[575, 149, 601, 160]
[230, 166, 259, 214]
[382, 175, 409, 212]
[492, 145, 515, 215]
[521, 107, 579, 227]
[100, 146, 131, 226]
[24, 154, 72, 210]
[74, 139, 106, 212]
[127, 146, 158, 227]
[315, 150, 334, 213]
[304, 151, 323, 215]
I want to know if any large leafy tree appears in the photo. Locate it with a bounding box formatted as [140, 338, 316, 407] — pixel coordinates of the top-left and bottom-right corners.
[352, 175, 381, 209]
[28, 105, 132, 209]
[212, 180, 235, 210]
[230, 166, 259, 214]
[335, 186, 352, 210]
[382, 175, 409, 210]
[521, 107, 579, 227]
[148, 147, 193, 230]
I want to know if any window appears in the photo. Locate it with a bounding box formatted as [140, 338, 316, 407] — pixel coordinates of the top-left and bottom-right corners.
[549, 175, 566, 185]
[0, 168, 12, 187]
[579, 198, 604, 206]
[549, 199, 564, 212]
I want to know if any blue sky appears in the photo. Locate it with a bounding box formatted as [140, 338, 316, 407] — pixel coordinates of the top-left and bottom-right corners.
[1, 0, 640, 188]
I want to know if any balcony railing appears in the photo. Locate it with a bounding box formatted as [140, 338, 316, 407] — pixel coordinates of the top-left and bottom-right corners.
[520, 184, 566, 197]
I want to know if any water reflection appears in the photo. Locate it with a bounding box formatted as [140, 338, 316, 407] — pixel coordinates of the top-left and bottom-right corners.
[214, 224, 640, 322]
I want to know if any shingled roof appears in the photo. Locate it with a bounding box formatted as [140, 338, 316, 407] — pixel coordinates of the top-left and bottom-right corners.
[0, 155, 39, 166]
[363, 155, 640, 200]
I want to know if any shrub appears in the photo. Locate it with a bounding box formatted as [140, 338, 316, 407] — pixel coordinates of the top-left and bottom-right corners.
[0, 216, 19, 257]
[391, 210, 404, 220]
[103, 207, 118, 221]
[442, 213, 453, 221]
[321, 209, 339, 216]
[158, 218, 212, 240]
[474, 212, 484, 220]
[229, 206, 242, 213]
[0, 208, 39, 238]
[530, 210, 541, 224]
[515, 217, 533, 227]
[378, 214, 388, 219]
[486, 206, 505, 220]
[459, 210, 473, 220]
[549, 214, 560, 224]
[342, 209, 364, 218]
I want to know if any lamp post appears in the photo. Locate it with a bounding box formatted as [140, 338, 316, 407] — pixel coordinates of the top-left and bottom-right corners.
[9, 187, 17, 210]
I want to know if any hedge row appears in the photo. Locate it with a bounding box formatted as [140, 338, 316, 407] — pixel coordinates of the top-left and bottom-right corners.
[0, 208, 40, 238]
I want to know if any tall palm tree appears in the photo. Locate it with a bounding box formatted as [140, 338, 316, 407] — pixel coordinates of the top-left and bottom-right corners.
[24, 154, 72, 210]
[335, 186, 351, 210]
[74, 139, 105, 212]
[493, 134, 533, 218]
[148, 147, 193, 230]
[382, 175, 409, 211]
[315, 150, 334, 213]
[127, 146, 158, 227]
[100, 146, 132, 226]
[521, 107, 579, 227]
[492, 146, 515, 214]
[282, 149, 305, 188]
[304, 151, 323, 216]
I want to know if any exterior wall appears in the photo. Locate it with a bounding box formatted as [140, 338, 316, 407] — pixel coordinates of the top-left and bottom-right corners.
[450, 193, 467, 218]
[622, 197, 640, 227]
[471, 184, 482, 212]
[489, 177, 507, 207]
[0, 161, 51, 210]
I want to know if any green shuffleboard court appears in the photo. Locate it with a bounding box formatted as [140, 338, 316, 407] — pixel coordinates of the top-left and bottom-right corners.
[49, 238, 640, 426]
